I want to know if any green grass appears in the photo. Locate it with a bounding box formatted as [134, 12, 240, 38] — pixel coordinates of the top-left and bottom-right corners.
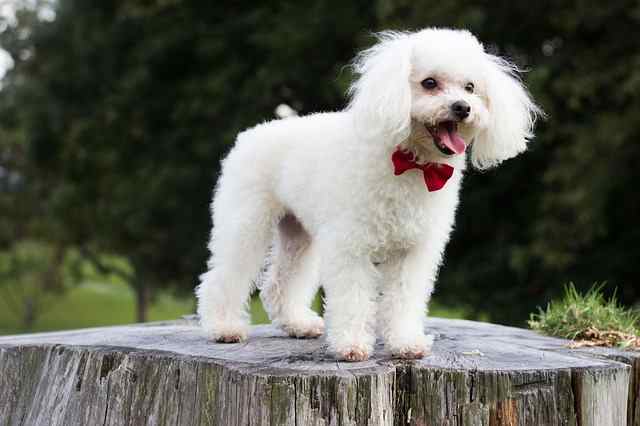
[0, 281, 195, 335]
[528, 283, 640, 348]
[0, 280, 473, 336]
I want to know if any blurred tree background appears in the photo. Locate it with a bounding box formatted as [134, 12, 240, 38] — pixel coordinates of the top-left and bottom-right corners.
[0, 0, 638, 332]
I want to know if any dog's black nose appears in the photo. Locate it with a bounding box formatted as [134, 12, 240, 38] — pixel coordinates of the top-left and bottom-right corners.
[451, 101, 471, 120]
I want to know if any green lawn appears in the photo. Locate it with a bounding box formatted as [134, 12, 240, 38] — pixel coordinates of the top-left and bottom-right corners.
[0, 281, 192, 335]
[0, 280, 473, 335]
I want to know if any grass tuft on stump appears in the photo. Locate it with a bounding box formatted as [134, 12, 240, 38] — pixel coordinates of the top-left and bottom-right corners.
[529, 283, 640, 349]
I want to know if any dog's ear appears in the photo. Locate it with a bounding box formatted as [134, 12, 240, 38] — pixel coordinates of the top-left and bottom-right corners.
[471, 55, 543, 169]
[348, 32, 413, 140]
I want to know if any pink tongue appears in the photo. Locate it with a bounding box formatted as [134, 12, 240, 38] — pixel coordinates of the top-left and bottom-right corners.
[438, 125, 466, 154]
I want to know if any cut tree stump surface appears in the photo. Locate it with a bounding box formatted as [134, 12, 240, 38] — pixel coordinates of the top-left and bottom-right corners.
[1, 317, 638, 425]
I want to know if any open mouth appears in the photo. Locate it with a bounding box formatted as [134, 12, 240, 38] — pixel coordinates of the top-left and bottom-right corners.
[425, 121, 466, 156]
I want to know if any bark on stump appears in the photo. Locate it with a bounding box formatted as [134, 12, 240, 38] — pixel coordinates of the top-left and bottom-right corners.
[1, 317, 638, 426]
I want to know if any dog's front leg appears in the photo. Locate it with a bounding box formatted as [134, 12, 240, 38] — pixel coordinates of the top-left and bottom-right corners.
[321, 249, 379, 362]
[377, 247, 435, 359]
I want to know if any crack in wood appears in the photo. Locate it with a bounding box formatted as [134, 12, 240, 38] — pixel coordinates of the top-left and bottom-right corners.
[99, 354, 118, 380]
[102, 374, 110, 426]
[75, 352, 86, 392]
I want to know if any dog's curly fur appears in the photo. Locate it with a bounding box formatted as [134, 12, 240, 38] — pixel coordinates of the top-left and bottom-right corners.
[196, 28, 541, 361]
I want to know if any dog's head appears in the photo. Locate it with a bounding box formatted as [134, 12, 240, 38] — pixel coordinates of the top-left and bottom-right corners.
[348, 28, 542, 169]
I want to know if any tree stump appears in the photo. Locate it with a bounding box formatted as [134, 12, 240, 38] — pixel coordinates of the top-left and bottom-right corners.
[1, 317, 638, 425]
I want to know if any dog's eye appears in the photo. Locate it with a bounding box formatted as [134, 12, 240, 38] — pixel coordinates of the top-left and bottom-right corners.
[465, 82, 475, 93]
[421, 77, 438, 90]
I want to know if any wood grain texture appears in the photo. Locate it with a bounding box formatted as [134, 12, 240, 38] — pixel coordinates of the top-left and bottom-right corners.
[0, 317, 638, 426]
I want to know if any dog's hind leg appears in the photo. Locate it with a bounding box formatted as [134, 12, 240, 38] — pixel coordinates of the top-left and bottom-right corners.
[259, 214, 324, 338]
[196, 169, 283, 342]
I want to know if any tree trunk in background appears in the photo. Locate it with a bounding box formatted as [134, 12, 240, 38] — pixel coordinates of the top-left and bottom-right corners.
[135, 281, 150, 323]
[22, 297, 36, 330]
[42, 245, 65, 292]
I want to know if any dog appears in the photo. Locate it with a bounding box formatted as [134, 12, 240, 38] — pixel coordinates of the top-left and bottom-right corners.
[196, 28, 541, 361]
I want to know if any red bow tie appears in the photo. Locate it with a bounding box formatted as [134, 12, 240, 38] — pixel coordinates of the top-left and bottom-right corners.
[392, 149, 454, 192]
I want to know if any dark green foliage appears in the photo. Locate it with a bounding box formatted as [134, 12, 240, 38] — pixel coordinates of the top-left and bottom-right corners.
[0, 1, 373, 319]
[1, 1, 638, 324]
[375, 0, 640, 323]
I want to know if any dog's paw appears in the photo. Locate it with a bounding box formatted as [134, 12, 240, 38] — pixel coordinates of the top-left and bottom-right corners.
[215, 334, 245, 344]
[333, 342, 372, 362]
[282, 315, 325, 339]
[392, 348, 428, 359]
[209, 328, 248, 343]
[387, 334, 434, 359]
[329, 331, 375, 362]
[201, 319, 248, 344]
[338, 347, 370, 362]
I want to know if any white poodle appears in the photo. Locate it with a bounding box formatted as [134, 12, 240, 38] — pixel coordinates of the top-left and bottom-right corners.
[196, 28, 541, 361]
